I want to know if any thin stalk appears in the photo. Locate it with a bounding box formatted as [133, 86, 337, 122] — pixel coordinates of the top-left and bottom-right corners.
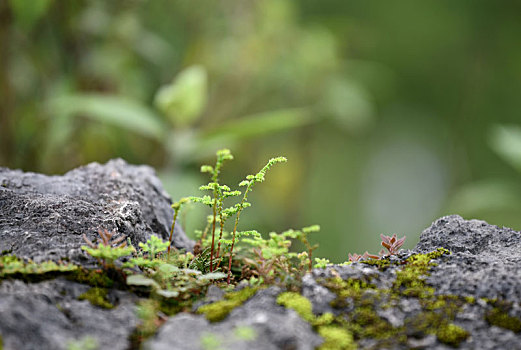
[209, 196, 217, 272]
[227, 184, 253, 284]
[167, 208, 179, 257]
[214, 198, 225, 270]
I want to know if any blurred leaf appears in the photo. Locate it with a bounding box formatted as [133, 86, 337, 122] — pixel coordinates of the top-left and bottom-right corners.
[156, 289, 179, 298]
[126, 274, 160, 289]
[47, 94, 166, 140]
[202, 108, 314, 141]
[319, 79, 374, 133]
[9, 0, 52, 31]
[198, 272, 227, 280]
[489, 124, 521, 173]
[154, 65, 207, 127]
[447, 180, 521, 215]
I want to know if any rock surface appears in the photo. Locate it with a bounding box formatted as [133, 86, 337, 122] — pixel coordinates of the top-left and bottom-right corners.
[145, 288, 322, 350]
[0, 159, 193, 264]
[1, 160, 521, 350]
[0, 278, 139, 350]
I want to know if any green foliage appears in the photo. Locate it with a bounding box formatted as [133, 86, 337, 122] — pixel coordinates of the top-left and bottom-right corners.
[139, 235, 169, 259]
[81, 230, 135, 267]
[154, 65, 208, 128]
[314, 258, 331, 269]
[0, 255, 77, 278]
[78, 288, 114, 309]
[8, 0, 52, 31]
[48, 94, 166, 141]
[135, 299, 161, 338]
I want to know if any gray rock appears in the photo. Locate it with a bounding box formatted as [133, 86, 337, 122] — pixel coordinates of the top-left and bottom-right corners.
[146, 287, 322, 350]
[0, 278, 139, 350]
[0, 159, 194, 264]
[417, 215, 521, 302]
[4, 161, 521, 350]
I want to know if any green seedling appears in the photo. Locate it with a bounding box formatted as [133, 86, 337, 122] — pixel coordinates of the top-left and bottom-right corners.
[82, 229, 135, 268]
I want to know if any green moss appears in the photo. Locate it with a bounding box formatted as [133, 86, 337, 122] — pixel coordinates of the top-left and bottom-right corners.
[318, 326, 356, 350]
[277, 292, 314, 322]
[314, 312, 335, 326]
[485, 307, 521, 332]
[465, 296, 476, 304]
[68, 268, 114, 288]
[361, 258, 391, 269]
[392, 249, 449, 298]
[200, 333, 222, 350]
[313, 248, 473, 348]
[78, 287, 114, 309]
[436, 323, 469, 347]
[0, 334, 2, 350]
[233, 326, 257, 341]
[197, 287, 258, 322]
[0, 255, 78, 281]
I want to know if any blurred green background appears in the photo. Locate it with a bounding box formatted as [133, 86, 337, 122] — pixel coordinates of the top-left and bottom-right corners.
[2, 0, 521, 262]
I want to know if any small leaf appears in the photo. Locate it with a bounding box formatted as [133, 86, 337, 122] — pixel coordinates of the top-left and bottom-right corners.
[199, 272, 227, 281]
[47, 94, 165, 140]
[489, 124, 521, 173]
[158, 264, 179, 274]
[126, 275, 160, 289]
[156, 289, 180, 298]
[154, 65, 207, 127]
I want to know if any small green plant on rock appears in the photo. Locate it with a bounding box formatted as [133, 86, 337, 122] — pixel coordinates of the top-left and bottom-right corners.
[82, 229, 135, 268]
[0, 254, 77, 279]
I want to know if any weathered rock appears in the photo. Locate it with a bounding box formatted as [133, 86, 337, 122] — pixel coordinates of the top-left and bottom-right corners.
[0, 159, 194, 264]
[145, 288, 322, 350]
[3, 160, 521, 350]
[0, 278, 139, 350]
[416, 215, 521, 303]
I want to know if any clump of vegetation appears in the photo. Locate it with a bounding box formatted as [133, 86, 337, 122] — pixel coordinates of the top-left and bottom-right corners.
[0, 255, 77, 280]
[82, 229, 135, 268]
[197, 287, 258, 322]
[78, 287, 114, 309]
[485, 301, 521, 333]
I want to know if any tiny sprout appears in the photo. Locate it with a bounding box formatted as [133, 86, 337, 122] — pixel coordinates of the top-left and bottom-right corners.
[168, 197, 190, 256]
[380, 234, 406, 256]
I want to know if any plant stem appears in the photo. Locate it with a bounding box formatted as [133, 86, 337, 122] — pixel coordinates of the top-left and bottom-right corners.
[167, 208, 179, 257]
[209, 194, 217, 272]
[215, 198, 225, 270]
[227, 184, 253, 284]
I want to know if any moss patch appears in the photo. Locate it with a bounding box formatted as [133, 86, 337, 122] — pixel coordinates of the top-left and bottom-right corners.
[78, 287, 114, 309]
[313, 248, 473, 348]
[436, 323, 470, 347]
[485, 306, 521, 333]
[317, 325, 356, 350]
[0, 255, 77, 282]
[197, 287, 258, 322]
[277, 292, 314, 322]
[68, 267, 114, 288]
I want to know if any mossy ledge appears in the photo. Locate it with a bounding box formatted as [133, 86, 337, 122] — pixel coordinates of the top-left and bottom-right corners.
[274, 248, 475, 349]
